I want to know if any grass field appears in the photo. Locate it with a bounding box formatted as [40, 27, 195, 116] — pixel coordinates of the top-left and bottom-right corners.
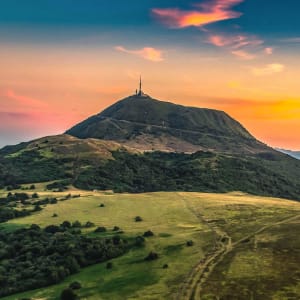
[1, 185, 300, 300]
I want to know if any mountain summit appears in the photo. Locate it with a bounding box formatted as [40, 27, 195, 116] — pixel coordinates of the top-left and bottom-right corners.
[66, 94, 269, 154]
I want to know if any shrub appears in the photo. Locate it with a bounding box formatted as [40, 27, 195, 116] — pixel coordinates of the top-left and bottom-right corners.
[85, 221, 95, 228]
[134, 216, 143, 222]
[52, 213, 58, 217]
[163, 264, 169, 269]
[144, 251, 159, 261]
[32, 193, 39, 199]
[99, 203, 105, 207]
[112, 226, 120, 231]
[61, 221, 72, 228]
[94, 226, 106, 233]
[60, 288, 78, 300]
[186, 240, 194, 247]
[72, 221, 81, 228]
[106, 262, 113, 269]
[69, 281, 82, 290]
[143, 230, 154, 237]
[30, 184, 36, 190]
[135, 236, 145, 247]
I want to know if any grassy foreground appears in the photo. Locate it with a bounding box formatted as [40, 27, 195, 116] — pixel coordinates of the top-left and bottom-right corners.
[1, 185, 300, 300]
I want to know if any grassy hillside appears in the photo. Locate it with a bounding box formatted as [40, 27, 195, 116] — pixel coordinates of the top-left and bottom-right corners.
[1, 185, 300, 299]
[1, 135, 300, 201]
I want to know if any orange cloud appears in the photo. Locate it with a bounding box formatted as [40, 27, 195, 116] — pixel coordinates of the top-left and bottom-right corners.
[152, 0, 243, 28]
[115, 46, 164, 62]
[251, 64, 285, 76]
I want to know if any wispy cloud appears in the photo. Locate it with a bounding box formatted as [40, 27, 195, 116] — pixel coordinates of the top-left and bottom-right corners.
[208, 33, 263, 60]
[115, 46, 164, 62]
[281, 37, 300, 43]
[152, 0, 244, 28]
[231, 50, 255, 60]
[208, 34, 263, 49]
[4, 89, 47, 108]
[251, 64, 285, 76]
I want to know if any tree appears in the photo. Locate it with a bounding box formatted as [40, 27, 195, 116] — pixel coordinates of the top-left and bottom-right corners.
[60, 288, 78, 300]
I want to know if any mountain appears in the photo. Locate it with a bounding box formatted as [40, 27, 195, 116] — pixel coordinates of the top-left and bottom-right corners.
[66, 94, 271, 154]
[1, 94, 300, 200]
[276, 148, 300, 160]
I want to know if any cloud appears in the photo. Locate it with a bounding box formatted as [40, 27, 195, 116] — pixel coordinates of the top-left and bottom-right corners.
[281, 37, 300, 43]
[208, 34, 263, 49]
[231, 50, 255, 60]
[264, 47, 273, 55]
[152, 0, 244, 28]
[3, 89, 47, 108]
[115, 46, 164, 62]
[251, 64, 285, 76]
[208, 34, 263, 59]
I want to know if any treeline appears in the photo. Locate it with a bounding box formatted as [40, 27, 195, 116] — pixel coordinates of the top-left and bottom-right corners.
[1, 148, 300, 200]
[75, 151, 300, 200]
[0, 224, 131, 297]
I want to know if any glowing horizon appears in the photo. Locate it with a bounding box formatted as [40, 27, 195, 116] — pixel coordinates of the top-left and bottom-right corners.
[0, 0, 300, 150]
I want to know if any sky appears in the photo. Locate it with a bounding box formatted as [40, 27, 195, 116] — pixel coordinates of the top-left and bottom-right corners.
[0, 0, 300, 149]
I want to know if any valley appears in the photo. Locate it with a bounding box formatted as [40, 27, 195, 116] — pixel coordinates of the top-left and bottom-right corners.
[1, 184, 299, 300]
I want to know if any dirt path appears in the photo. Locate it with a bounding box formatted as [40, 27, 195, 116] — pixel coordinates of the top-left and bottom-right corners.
[176, 194, 300, 300]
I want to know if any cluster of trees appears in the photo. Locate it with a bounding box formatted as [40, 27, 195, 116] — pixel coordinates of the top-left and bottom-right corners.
[74, 150, 300, 200]
[1, 146, 300, 200]
[0, 224, 130, 297]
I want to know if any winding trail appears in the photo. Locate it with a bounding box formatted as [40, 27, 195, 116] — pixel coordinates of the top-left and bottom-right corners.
[176, 193, 300, 300]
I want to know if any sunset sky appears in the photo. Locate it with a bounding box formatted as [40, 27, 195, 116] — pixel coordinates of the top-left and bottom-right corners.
[1, 0, 300, 149]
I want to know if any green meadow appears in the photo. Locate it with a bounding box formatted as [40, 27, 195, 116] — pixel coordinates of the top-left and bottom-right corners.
[1, 185, 300, 300]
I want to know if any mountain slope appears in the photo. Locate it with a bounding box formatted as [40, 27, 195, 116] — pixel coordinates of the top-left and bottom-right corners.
[277, 148, 300, 160]
[66, 95, 270, 154]
[1, 134, 300, 200]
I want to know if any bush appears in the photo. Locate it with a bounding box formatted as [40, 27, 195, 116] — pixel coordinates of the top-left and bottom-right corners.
[52, 213, 58, 217]
[163, 264, 169, 269]
[106, 262, 113, 269]
[72, 221, 81, 228]
[144, 251, 159, 261]
[85, 221, 95, 228]
[69, 281, 82, 290]
[95, 226, 107, 233]
[60, 288, 78, 300]
[143, 230, 154, 237]
[186, 240, 194, 247]
[30, 184, 35, 190]
[32, 193, 39, 199]
[99, 203, 105, 207]
[135, 216, 143, 222]
[112, 226, 120, 231]
[135, 236, 145, 247]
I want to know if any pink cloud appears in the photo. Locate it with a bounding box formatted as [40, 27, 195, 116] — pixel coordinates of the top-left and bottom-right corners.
[152, 0, 244, 28]
[208, 34, 263, 49]
[264, 47, 273, 55]
[231, 50, 255, 60]
[115, 46, 164, 62]
[4, 89, 47, 108]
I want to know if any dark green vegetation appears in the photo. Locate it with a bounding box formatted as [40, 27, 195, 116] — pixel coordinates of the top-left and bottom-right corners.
[0, 222, 131, 297]
[66, 95, 268, 154]
[1, 137, 300, 200]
